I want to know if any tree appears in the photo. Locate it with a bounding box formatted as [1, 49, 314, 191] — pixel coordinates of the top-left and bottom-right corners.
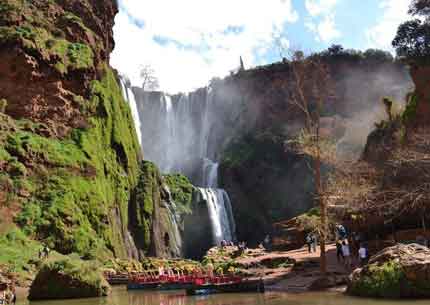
[286, 50, 334, 275]
[408, 0, 430, 18]
[139, 65, 159, 91]
[393, 0, 430, 60]
[392, 19, 430, 60]
[327, 44, 344, 56]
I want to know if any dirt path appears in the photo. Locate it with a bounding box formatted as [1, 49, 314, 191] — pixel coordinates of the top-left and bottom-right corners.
[264, 243, 353, 292]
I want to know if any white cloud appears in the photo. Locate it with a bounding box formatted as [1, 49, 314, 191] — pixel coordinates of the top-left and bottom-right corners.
[366, 0, 410, 50]
[305, 15, 341, 43]
[304, 0, 341, 43]
[305, 0, 338, 17]
[110, 0, 299, 93]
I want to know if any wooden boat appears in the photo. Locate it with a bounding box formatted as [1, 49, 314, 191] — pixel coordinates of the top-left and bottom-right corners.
[186, 278, 265, 295]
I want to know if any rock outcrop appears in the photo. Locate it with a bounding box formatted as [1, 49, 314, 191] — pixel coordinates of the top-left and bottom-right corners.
[347, 244, 430, 298]
[28, 259, 110, 300]
[0, 0, 142, 262]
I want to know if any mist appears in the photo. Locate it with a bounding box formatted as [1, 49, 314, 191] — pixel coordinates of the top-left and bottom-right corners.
[335, 64, 414, 157]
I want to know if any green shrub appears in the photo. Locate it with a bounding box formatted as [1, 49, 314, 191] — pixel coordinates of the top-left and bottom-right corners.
[349, 261, 405, 298]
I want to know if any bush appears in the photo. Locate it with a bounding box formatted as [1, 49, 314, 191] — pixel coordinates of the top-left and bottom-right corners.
[28, 258, 110, 300]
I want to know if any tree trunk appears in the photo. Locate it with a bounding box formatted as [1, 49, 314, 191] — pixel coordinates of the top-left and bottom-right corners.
[315, 104, 327, 275]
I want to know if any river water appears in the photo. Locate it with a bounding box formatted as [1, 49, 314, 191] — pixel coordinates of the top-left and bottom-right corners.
[16, 287, 430, 305]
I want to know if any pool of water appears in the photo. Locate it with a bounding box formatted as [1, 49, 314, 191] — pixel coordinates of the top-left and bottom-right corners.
[16, 286, 430, 305]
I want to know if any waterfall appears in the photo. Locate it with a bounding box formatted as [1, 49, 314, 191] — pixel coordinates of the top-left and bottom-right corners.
[125, 84, 237, 248]
[198, 159, 236, 245]
[119, 78, 142, 146]
[198, 188, 235, 245]
[164, 186, 183, 257]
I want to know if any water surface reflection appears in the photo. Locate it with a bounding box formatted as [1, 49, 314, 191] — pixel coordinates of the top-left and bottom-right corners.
[18, 286, 430, 305]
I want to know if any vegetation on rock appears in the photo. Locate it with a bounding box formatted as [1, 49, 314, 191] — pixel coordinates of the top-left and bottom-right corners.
[347, 244, 430, 298]
[28, 258, 110, 300]
[163, 174, 194, 214]
[0, 0, 142, 274]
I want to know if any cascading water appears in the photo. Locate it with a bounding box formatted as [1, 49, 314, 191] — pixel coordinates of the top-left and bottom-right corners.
[198, 159, 236, 245]
[119, 78, 142, 146]
[163, 186, 183, 257]
[122, 82, 238, 248]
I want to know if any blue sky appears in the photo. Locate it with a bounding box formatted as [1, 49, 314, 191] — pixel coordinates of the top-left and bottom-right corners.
[111, 0, 411, 93]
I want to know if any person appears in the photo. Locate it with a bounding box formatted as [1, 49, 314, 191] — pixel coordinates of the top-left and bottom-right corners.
[42, 245, 50, 259]
[263, 234, 271, 251]
[336, 224, 347, 240]
[311, 234, 317, 253]
[158, 265, 164, 276]
[336, 239, 344, 263]
[6, 285, 15, 305]
[358, 243, 368, 267]
[206, 262, 214, 278]
[305, 234, 312, 253]
[342, 240, 351, 268]
[0, 283, 7, 305]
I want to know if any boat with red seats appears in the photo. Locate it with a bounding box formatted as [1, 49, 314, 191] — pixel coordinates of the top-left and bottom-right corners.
[127, 274, 195, 290]
[127, 273, 265, 294]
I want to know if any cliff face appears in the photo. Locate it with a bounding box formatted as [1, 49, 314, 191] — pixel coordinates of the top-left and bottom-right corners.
[218, 55, 412, 245]
[408, 65, 430, 127]
[0, 0, 142, 260]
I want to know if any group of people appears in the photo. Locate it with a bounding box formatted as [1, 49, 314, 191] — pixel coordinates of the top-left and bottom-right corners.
[305, 233, 318, 253]
[0, 283, 16, 305]
[335, 224, 368, 268]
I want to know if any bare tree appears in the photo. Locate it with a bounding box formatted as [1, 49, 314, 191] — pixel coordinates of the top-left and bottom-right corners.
[285, 50, 334, 275]
[140, 65, 159, 91]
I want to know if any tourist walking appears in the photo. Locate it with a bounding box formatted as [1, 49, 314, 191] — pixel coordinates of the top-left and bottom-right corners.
[342, 240, 352, 268]
[305, 234, 312, 253]
[358, 243, 368, 267]
[336, 239, 344, 263]
[311, 233, 317, 253]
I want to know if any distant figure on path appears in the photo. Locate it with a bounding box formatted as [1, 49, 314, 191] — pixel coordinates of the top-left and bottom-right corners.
[263, 235, 272, 251]
[336, 240, 344, 263]
[306, 234, 312, 253]
[342, 241, 351, 268]
[43, 245, 50, 259]
[311, 234, 317, 253]
[358, 243, 368, 267]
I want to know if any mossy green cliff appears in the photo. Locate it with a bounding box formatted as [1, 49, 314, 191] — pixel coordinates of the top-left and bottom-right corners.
[130, 161, 194, 258]
[0, 0, 144, 273]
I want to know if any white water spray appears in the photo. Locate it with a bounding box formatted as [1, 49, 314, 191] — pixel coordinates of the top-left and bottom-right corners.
[119, 78, 142, 146]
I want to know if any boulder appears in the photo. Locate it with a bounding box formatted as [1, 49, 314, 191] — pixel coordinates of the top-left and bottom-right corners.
[28, 259, 110, 300]
[347, 243, 430, 298]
